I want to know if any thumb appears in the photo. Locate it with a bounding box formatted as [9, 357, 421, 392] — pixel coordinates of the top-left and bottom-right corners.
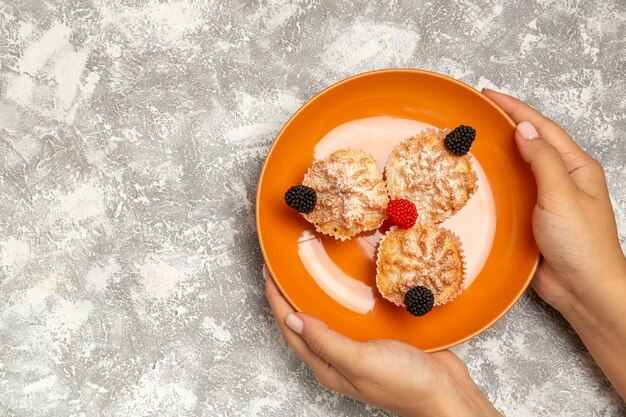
[286, 313, 359, 373]
[515, 121, 576, 197]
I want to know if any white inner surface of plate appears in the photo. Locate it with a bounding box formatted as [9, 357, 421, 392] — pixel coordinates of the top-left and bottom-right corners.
[298, 116, 496, 314]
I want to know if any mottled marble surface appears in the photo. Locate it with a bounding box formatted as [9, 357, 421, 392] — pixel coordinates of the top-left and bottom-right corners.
[0, 0, 624, 416]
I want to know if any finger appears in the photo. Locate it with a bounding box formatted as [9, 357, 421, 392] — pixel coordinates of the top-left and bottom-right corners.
[484, 89, 606, 196]
[483, 88, 550, 126]
[482, 89, 587, 160]
[515, 121, 577, 199]
[264, 267, 359, 397]
[264, 265, 295, 319]
[286, 312, 360, 377]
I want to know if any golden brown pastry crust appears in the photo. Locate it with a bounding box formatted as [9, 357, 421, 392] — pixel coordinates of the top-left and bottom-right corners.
[302, 149, 388, 240]
[385, 129, 477, 224]
[376, 224, 465, 306]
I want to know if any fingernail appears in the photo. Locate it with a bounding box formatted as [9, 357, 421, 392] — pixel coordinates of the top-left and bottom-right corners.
[517, 121, 539, 140]
[262, 265, 270, 282]
[285, 314, 304, 334]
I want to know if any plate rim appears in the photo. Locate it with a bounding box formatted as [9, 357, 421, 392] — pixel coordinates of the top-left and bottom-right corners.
[256, 68, 540, 351]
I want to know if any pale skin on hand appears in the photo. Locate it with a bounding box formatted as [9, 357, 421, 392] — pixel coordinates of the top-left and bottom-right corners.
[265, 89, 626, 415]
[264, 266, 501, 417]
[483, 89, 626, 400]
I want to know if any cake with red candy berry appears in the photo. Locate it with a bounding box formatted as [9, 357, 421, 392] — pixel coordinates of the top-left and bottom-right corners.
[384, 127, 478, 224]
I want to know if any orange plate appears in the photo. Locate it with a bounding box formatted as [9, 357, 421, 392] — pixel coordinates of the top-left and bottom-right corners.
[256, 69, 539, 352]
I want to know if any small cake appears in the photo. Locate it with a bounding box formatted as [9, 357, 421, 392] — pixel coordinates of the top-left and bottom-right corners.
[385, 128, 478, 224]
[376, 223, 465, 311]
[287, 148, 388, 240]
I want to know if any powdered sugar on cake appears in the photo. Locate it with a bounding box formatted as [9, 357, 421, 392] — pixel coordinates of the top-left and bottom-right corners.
[376, 224, 465, 306]
[385, 129, 478, 224]
[302, 148, 388, 240]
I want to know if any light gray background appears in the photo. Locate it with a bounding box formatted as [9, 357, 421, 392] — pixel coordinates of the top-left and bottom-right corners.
[1, 0, 625, 416]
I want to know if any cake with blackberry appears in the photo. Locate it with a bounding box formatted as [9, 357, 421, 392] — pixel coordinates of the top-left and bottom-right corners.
[376, 223, 465, 314]
[385, 127, 478, 224]
[285, 148, 388, 240]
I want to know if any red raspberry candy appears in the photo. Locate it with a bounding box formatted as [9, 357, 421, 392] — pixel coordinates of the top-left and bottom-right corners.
[386, 199, 418, 229]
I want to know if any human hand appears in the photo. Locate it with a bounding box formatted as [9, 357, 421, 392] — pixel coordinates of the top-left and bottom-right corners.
[482, 89, 626, 311]
[483, 88, 626, 399]
[264, 266, 502, 417]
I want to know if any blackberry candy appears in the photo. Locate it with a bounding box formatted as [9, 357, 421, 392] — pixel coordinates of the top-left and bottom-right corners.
[404, 286, 435, 316]
[444, 125, 476, 156]
[284, 185, 317, 213]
